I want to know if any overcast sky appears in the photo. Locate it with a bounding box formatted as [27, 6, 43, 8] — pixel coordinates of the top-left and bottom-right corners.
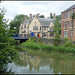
[0, 1, 75, 23]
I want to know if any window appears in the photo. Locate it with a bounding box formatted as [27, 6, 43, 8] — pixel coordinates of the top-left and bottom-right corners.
[64, 13, 66, 18]
[68, 21, 69, 27]
[43, 33, 47, 37]
[71, 10, 73, 14]
[21, 25, 23, 29]
[35, 22, 36, 26]
[50, 27, 53, 31]
[22, 31, 25, 33]
[64, 32, 68, 37]
[67, 12, 69, 17]
[44, 27, 46, 30]
[71, 30, 73, 36]
[64, 22, 66, 27]
[40, 26, 41, 31]
[33, 26, 38, 30]
[24, 24, 26, 28]
[50, 33, 53, 36]
[71, 20, 73, 28]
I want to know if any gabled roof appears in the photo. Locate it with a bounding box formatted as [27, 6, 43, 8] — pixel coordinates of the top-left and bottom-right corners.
[62, 4, 75, 13]
[24, 17, 54, 27]
[38, 18, 54, 26]
[24, 18, 33, 24]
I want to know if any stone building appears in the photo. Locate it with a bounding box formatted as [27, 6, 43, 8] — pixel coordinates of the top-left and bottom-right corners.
[61, 4, 75, 41]
[19, 13, 55, 38]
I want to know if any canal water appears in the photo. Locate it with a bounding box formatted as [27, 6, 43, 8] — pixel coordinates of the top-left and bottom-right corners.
[6, 47, 75, 74]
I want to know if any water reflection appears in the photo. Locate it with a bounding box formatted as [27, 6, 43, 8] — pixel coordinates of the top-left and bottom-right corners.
[7, 52, 75, 74]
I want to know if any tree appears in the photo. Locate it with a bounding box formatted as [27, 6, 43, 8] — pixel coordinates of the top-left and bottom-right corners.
[9, 14, 29, 34]
[50, 13, 53, 18]
[53, 17, 61, 46]
[39, 15, 45, 18]
[0, 8, 18, 71]
[56, 15, 61, 20]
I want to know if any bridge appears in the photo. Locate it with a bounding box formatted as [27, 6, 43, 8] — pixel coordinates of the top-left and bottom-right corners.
[12, 34, 28, 43]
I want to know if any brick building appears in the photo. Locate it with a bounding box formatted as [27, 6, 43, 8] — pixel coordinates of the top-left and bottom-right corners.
[61, 4, 75, 41]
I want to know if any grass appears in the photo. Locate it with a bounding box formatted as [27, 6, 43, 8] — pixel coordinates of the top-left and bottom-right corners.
[20, 38, 75, 53]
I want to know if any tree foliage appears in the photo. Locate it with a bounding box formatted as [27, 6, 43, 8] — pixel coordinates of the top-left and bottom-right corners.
[53, 17, 61, 46]
[39, 15, 45, 18]
[56, 15, 61, 20]
[0, 8, 18, 71]
[50, 13, 53, 18]
[9, 14, 29, 34]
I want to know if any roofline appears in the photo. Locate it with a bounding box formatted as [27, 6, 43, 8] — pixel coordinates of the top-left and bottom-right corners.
[61, 4, 75, 13]
[61, 8, 75, 13]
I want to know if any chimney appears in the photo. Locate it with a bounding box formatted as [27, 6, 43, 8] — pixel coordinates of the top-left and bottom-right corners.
[29, 14, 32, 19]
[37, 13, 40, 18]
[53, 13, 56, 20]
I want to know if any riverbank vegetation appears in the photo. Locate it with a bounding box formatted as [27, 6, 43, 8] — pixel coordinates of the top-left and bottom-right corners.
[0, 8, 18, 72]
[21, 38, 75, 54]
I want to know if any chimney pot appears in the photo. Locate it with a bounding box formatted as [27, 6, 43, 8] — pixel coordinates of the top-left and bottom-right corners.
[29, 14, 32, 19]
[37, 13, 40, 18]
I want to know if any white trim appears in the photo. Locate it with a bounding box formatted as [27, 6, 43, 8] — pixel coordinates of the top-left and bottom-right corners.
[63, 30, 68, 31]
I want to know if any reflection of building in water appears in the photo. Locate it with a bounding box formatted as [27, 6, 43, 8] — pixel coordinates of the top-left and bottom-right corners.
[29, 56, 41, 71]
[18, 52, 75, 74]
[19, 52, 41, 71]
[20, 52, 29, 62]
[18, 52, 29, 67]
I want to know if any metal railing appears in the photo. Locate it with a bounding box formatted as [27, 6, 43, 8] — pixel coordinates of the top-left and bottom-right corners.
[12, 34, 26, 37]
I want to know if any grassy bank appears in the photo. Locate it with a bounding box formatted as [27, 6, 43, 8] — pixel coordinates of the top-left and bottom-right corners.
[21, 38, 75, 53]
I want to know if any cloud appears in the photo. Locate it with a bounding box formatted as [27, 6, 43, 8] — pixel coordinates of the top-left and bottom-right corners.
[0, 1, 75, 23]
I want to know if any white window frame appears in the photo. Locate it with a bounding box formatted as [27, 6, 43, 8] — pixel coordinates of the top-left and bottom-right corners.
[64, 31, 68, 37]
[71, 30, 73, 37]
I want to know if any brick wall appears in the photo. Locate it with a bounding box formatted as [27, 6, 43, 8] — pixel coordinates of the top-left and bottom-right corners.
[61, 9, 75, 41]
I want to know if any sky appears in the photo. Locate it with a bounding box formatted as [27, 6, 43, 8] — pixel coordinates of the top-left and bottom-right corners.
[0, 1, 75, 23]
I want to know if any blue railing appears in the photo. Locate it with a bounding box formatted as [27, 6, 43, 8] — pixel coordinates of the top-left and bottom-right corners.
[12, 34, 26, 37]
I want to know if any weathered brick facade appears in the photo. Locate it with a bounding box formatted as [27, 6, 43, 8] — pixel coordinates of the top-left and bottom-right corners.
[61, 4, 75, 41]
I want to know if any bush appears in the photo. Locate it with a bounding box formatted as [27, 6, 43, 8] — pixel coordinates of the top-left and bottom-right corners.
[64, 38, 69, 42]
[63, 41, 72, 47]
[0, 8, 18, 71]
[21, 38, 75, 53]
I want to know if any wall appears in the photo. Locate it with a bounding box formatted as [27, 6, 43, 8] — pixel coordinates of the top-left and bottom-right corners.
[61, 9, 75, 41]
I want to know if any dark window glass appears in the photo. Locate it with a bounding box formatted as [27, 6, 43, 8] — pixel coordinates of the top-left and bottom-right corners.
[40, 26, 41, 31]
[33, 26, 38, 30]
[71, 20, 73, 28]
[68, 21, 69, 27]
[64, 22, 66, 27]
